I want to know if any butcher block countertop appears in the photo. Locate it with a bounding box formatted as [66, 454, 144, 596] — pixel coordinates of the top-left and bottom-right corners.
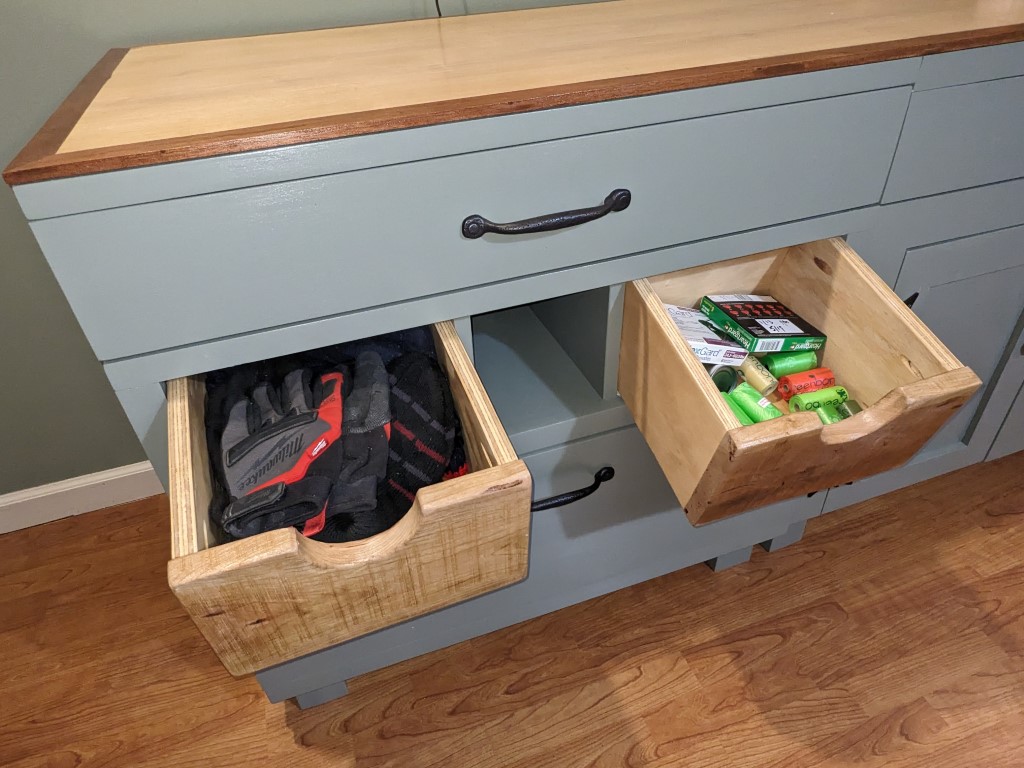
[6, 0, 1024, 185]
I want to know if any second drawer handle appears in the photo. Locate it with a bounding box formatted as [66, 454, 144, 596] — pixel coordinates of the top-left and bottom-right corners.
[531, 467, 615, 512]
[462, 189, 631, 239]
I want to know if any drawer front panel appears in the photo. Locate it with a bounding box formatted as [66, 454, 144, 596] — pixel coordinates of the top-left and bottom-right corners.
[34, 88, 909, 361]
[986, 309, 1024, 461]
[914, 41, 1024, 90]
[618, 238, 981, 525]
[167, 322, 532, 676]
[893, 226, 1024, 459]
[883, 76, 1024, 203]
[988, 382, 1024, 461]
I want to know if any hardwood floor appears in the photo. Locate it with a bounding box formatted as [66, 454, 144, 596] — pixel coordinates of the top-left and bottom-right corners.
[2, 455, 1023, 767]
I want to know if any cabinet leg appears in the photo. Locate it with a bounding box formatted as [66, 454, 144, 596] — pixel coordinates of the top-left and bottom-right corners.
[760, 520, 807, 553]
[293, 679, 350, 709]
[706, 545, 752, 572]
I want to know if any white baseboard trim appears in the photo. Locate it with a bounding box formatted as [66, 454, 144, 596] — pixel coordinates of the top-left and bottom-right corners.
[0, 462, 164, 535]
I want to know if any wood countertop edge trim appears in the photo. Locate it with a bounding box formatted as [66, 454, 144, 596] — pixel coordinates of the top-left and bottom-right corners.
[3, 49, 129, 186]
[6, 26, 1024, 186]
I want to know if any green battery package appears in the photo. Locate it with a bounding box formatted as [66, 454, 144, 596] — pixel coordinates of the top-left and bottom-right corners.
[699, 294, 827, 353]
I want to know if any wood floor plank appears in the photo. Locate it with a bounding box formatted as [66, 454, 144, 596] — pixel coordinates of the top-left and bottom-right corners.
[1, 454, 1023, 766]
[644, 686, 869, 768]
[763, 697, 951, 768]
[966, 565, 1024, 666]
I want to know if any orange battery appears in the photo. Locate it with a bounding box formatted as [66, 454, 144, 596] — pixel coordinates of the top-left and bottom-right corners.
[777, 367, 836, 400]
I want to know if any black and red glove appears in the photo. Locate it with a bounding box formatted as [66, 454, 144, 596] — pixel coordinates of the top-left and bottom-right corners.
[216, 369, 344, 538]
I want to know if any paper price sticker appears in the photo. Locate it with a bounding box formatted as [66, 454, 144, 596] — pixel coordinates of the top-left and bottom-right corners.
[755, 317, 804, 335]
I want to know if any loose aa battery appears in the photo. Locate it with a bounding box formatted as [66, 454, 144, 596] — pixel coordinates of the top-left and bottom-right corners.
[721, 392, 754, 425]
[705, 364, 738, 393]
[777, 367, 836, 400]
[789, 385, 849, 412]
[760, 350, 818, 377]
[738, 355, 779, 395]
[731, 382, 784, 422]
[814, 403, 843, 424]
[837, 399, 863, 419]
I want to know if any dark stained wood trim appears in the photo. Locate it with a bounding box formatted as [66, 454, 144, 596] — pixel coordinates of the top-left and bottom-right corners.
[6, 27, 1024, 186]
[3, 49, 129, 186]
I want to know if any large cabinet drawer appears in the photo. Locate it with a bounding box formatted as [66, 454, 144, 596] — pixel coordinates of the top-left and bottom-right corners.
[989, 382, 1024, 461]
[33, 88, 909, 361]
[166, 321, 532, 676]
[618, 238, 980, 525]
[883, 75, 1024, 203]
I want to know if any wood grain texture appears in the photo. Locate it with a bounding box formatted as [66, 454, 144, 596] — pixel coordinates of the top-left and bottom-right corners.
[617, 277, 738, 509]
[166, 321, 531, 676]
[3, 452, 1023, 766]
[166, 375, 214, 559]
[431, 321, 518, 471]
[6, 0, 1024, 184]
[2, 48, 127, 185]
[620, 238, 981, 524]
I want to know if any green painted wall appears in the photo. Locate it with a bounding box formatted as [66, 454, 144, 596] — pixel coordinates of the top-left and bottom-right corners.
[0, 0, 600, 494]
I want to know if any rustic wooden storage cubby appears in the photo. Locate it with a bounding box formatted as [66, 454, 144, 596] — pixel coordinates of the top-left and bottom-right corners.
[165, 321, 531, 675]
[618, 238, 981, 524]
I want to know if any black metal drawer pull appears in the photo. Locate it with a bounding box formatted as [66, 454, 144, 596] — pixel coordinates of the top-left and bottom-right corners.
[462, 189, 631, 239]
[531, 467, 615, 512]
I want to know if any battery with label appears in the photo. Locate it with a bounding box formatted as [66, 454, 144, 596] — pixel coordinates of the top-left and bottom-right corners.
[699, 294, 827, 353]
[721, 392, 754, 425]
[731, 382, 784, 422]
[761, 350, 818, 377]
[789, 386, 849, 412]
[738, 355, 779, 395]
[815, 404, 844, 424]
[777, 367, 836, 400]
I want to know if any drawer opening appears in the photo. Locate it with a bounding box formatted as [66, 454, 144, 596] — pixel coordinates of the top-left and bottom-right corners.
[473, 298, 634, 456]
[166, 321, 531, 676]
[619, 238, 981, 525]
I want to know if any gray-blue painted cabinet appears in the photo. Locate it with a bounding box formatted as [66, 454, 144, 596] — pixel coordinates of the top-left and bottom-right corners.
[826, 220, 1024, 512]
[6, 10, 1024, 707]
[822, 42, 1024, 514]
[989, 377, 1024, 461]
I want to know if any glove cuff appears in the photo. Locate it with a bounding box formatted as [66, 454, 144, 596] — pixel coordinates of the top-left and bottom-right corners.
[220, 476, 333, 538]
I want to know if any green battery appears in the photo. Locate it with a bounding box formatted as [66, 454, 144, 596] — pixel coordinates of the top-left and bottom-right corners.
[761, 350, 818, 377]
[790, 385, 849, 412]
[721, 392, 754, 425]
[731, 382, 784, 423]
[836, 400, 863, 418]
[814, 403, 843, 424]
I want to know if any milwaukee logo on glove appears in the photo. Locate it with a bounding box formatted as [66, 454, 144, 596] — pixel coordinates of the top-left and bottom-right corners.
[217, 370, 345, 539]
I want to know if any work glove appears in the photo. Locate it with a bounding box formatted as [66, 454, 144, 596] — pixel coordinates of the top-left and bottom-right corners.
[315, 351, 393, 542]
[216, 368, 345, 538]
[376, 351, 458, 525]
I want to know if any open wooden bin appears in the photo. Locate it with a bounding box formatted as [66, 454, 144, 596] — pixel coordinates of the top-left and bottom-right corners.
[166, 321, 532, 676]
[619, 238, 981, 526]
